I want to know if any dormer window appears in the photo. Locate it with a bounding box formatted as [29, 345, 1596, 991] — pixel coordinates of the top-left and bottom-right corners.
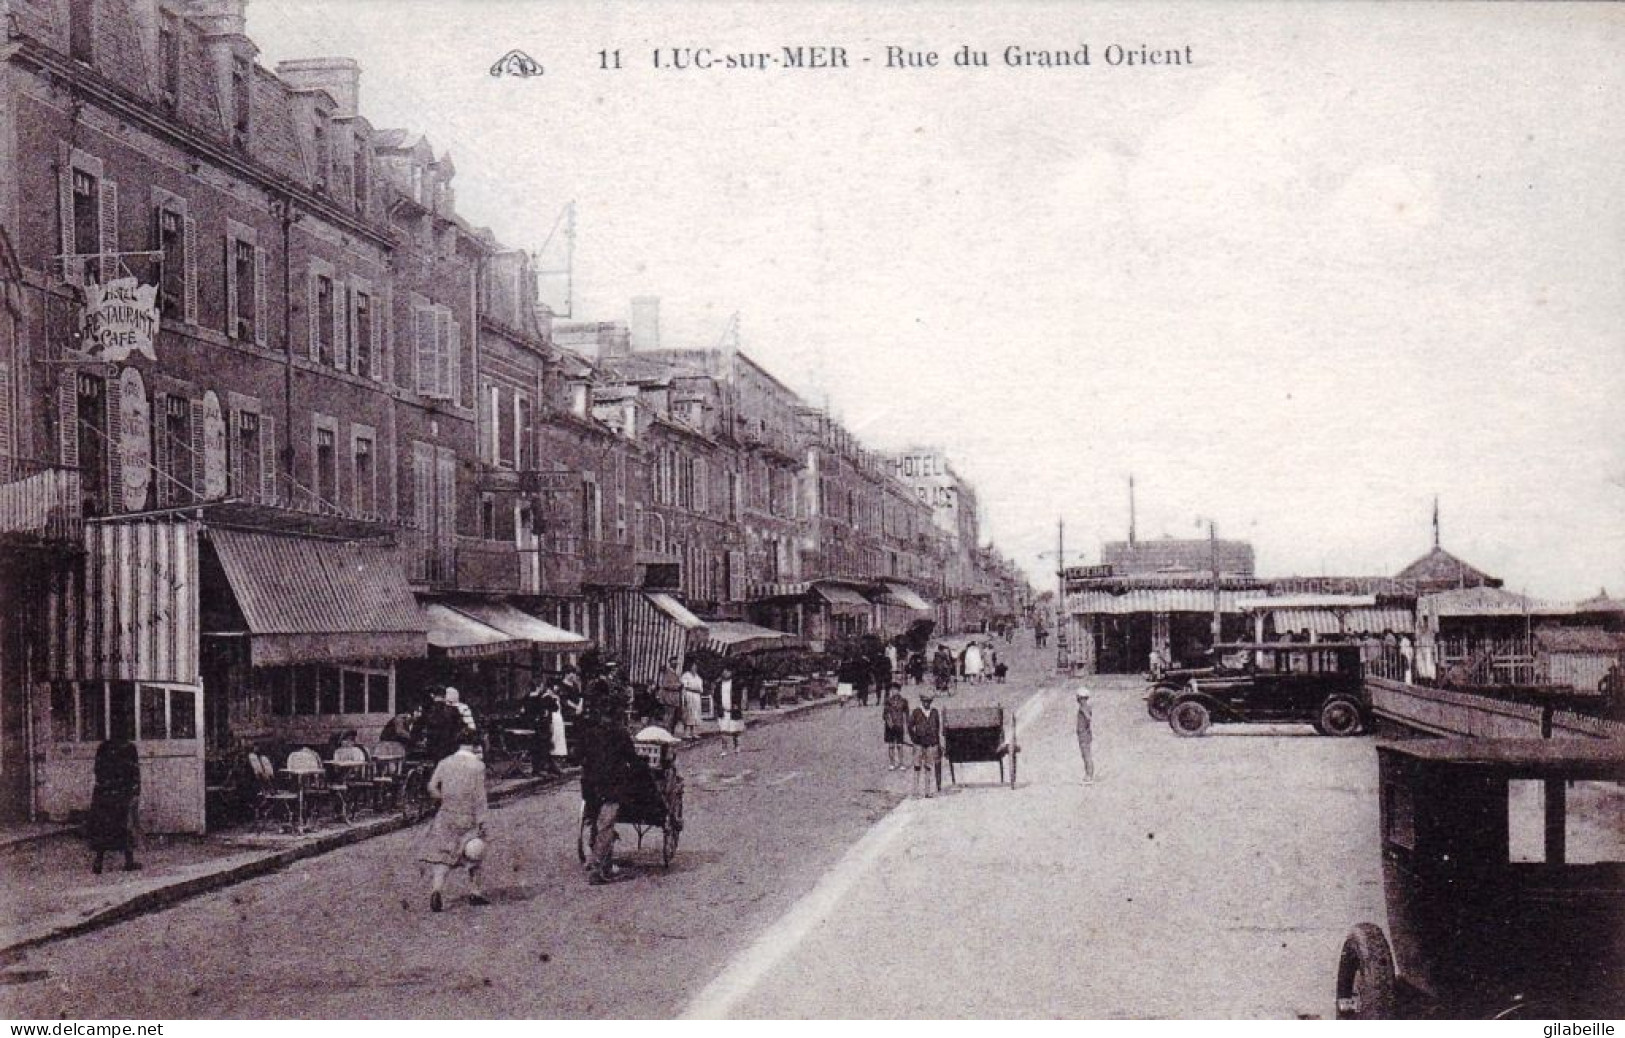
[69, 0, 94, 63]
[159, 12, 181, 107]
[232, 57, 252, 143]
[352, 134, 370, 210]
[312, 114, 330, 191]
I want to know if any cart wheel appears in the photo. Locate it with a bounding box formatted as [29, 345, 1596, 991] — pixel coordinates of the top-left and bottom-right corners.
[1168, 700, 1212, 737]
[576, 801, 593, 864]
[1319, 697, 1364, 737]
[1336, 923, 1396, 1020]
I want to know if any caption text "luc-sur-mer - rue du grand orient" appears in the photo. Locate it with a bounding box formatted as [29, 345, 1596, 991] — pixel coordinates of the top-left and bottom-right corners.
[598, 43, 1194, 72]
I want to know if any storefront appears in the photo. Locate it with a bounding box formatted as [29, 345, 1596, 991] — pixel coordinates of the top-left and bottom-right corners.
[414, 598, 590, 719]
[36, 518, 206, 833]
[617, 590, 707, 686]
[868, 580, 935, 641]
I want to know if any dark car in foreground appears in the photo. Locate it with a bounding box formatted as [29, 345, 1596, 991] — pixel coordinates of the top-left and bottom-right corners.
[1165, 643, 1368, 737]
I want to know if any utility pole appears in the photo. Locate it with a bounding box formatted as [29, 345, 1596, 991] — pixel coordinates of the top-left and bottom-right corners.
[1057, 517, 1068, 671]
[1209, 518, 1221, 648]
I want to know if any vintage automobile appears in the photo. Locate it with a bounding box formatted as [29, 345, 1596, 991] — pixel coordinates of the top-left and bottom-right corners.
[1164, 643, 1367, 736]
[1144, 648, 1255, 720]
[1336, 738, 1625, 1019]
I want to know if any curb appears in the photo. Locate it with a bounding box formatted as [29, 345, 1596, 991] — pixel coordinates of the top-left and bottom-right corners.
[1, 696, 841, 958]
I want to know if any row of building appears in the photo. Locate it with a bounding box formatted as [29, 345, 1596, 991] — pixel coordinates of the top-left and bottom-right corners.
[0, 0, 1033, 831]
[1060, 527, 1625, 695]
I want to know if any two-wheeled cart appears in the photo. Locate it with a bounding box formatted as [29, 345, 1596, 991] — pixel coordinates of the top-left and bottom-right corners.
[942, 704, 1018, 787]
[577, 735, 685, 868]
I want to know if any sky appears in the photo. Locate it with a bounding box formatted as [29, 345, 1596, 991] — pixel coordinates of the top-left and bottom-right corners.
[245, 1, 1625, 600]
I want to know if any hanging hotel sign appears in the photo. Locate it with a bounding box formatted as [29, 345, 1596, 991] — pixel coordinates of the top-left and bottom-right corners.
[82, 278, 159, 363]
[117, 367, 152, 512]
[200, 390, 228, 500]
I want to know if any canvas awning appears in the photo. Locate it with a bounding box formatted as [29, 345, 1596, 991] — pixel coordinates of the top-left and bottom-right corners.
[423, 602, 525, 659]
[874, 582, 932, 611]
[622, 592, 709, 685]
[747, 580, 811, 601]
[647, 592, 705, 630]
[813, 581, 871, 613]
[206, 528, 426, 666]
[1269, 607, 1414, 637]
[454, 599, 591, 652]
[703, 621, 805, 656]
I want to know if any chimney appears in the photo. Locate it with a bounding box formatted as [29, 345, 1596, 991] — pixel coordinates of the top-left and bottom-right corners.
[629, 296, 660, 352]
[276, 57, 362, 119]
[186, 0, 248, 36]
[604, 322, 632, 359]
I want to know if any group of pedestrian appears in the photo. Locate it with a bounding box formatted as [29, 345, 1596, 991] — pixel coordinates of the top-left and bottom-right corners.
[877, 683, 948, 798]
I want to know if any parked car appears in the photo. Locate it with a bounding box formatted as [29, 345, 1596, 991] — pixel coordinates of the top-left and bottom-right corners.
[1144, 648, 1254, 720]
[1165, 643, 1367, 736]
[1336, 738, 1625, 1019]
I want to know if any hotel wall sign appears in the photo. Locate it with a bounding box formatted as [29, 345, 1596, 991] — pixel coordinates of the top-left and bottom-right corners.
[201, 390, 228, 500]
[117, 367, 152, 511]
[83, 278, 159, 363]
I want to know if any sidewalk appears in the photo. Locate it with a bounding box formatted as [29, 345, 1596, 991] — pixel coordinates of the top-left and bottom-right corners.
[0, 691, 840, 957]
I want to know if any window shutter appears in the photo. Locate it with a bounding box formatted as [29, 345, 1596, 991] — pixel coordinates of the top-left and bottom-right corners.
[58, 150, 76, 281]
[253, 246, 267, 346]
[332, 282, 348, 372]
[182, 216, 198, 324]
[98, 179, 119, 282]
[104, 379, 122, 509]
[370, 296, 383, 381]
[434, 311, 453, 400]
[0, 363, 11, 459]
[435, 447, 456, 547]
[412, 441, 433, 549]
[228, 408, 243, 495]
[152, 391, 172, 506]
[224, 236, 238, 339]
[477, 382, 492, 462]
[307, 272, 320, 361]
[259, 414, 277, 501]
[414, 307, 435, 396]
[58, 379, 79, 468]
[188, 398, 205, 501]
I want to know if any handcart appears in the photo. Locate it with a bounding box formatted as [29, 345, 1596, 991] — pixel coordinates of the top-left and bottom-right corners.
[942, 704, 1018, 787]
[577, 733, 685, 868]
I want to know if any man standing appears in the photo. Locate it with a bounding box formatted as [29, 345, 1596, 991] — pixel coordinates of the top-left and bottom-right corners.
[1075, 687, 1096, 783]
[579, 690, 643, 885]
[656, 656, 683, 731]
[908, 691, 944, 798]
[419, 728, 490, 911]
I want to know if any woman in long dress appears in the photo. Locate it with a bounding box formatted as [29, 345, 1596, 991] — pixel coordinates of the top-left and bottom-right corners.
[717, 667, 745, 753]
[963, 642, 984, 683]
[547, 686, 569, 763]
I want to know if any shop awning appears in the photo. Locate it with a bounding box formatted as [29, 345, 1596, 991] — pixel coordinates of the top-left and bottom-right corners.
[424, 602, 525, 659]
[647, 592, 705, 630]
[1270, 607, 1415, 637]
[454, 599, 591, 652]
[874, 582, 933, 611]
[813, 581, 871, 613]
[703, 620, 806, 656]
[207, 529, 426, 666]
[747, 580, 812, 601]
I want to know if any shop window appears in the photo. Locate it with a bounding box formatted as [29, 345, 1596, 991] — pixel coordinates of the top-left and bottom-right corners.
[269, 669, 292, 716]
[108, 681, 135, 741]
[169, 688, 197, 739]
[140, 685, 166, 741]
[341, 670, 367, 714]
[367, 673, 391, 713]
[317, 667, 341, 714]
[293, 671, 317, 715]
[269, 665, 391, 717]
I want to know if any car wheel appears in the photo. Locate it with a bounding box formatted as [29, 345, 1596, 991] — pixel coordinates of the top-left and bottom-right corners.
[1146, 689, 1174, 722]
[1168, 700, 1211, 737]
[1336, 923, 1396, 1019]
[1319, 697, 1364, 737]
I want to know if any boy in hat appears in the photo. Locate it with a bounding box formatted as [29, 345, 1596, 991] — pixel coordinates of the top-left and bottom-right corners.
[908, 690, 944, 798]
[1075, 687, 1095, 782]
[420, 728, 490, 911]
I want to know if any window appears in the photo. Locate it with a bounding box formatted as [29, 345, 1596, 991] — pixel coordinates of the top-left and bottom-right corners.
[497, 386, 515, 468]
[50, 682, 186, 742]
[516, 393, 533, 470]
[352, 134, 370, 210]
[156, 206, 185, 318]
[72, 169, 100, 279]
[414, 305, 457, 399]
[160, 394, 193, 505]
[480, 492, 497, 540]
[353, 433, 375, 514]
[351, 290, 373, 378]
[69, 0, 94, 63]
[159, 13, 181, 104]
[232, 57, 252, 141]
[313, 274, 334, 365]
[235, 409, 262, 498]
[75, 373, 108, 514]
[232, 238, 255, 339]
[314, 425, 336, 507]
[312, 114, 330, 191]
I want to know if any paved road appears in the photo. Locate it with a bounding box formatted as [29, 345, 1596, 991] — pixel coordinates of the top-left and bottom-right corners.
[0, 639, 1385, 1019]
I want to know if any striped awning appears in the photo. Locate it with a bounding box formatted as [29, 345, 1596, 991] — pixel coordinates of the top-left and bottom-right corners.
[623, 592, 709, 685]
[206, 528, 426, 666]
[424, 602, 524, 659]
[1067, 588, 1246, 616]
[874, 582, 932, 611]
[1270, 607, 1414, 636]
[48, 518, 200, 684]
[454, 599, 590, 652]
[703, 621, 805, 656]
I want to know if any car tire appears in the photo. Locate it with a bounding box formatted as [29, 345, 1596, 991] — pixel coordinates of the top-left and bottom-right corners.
[1168, 700, 1211, 737]
[1319, 697, 1364, 737]
[1336, 923, 1396, 1020]
[1146, 688, 1174, 722]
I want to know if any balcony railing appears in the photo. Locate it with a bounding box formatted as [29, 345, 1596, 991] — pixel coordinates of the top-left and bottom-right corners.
[0, 457, 83, 546]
